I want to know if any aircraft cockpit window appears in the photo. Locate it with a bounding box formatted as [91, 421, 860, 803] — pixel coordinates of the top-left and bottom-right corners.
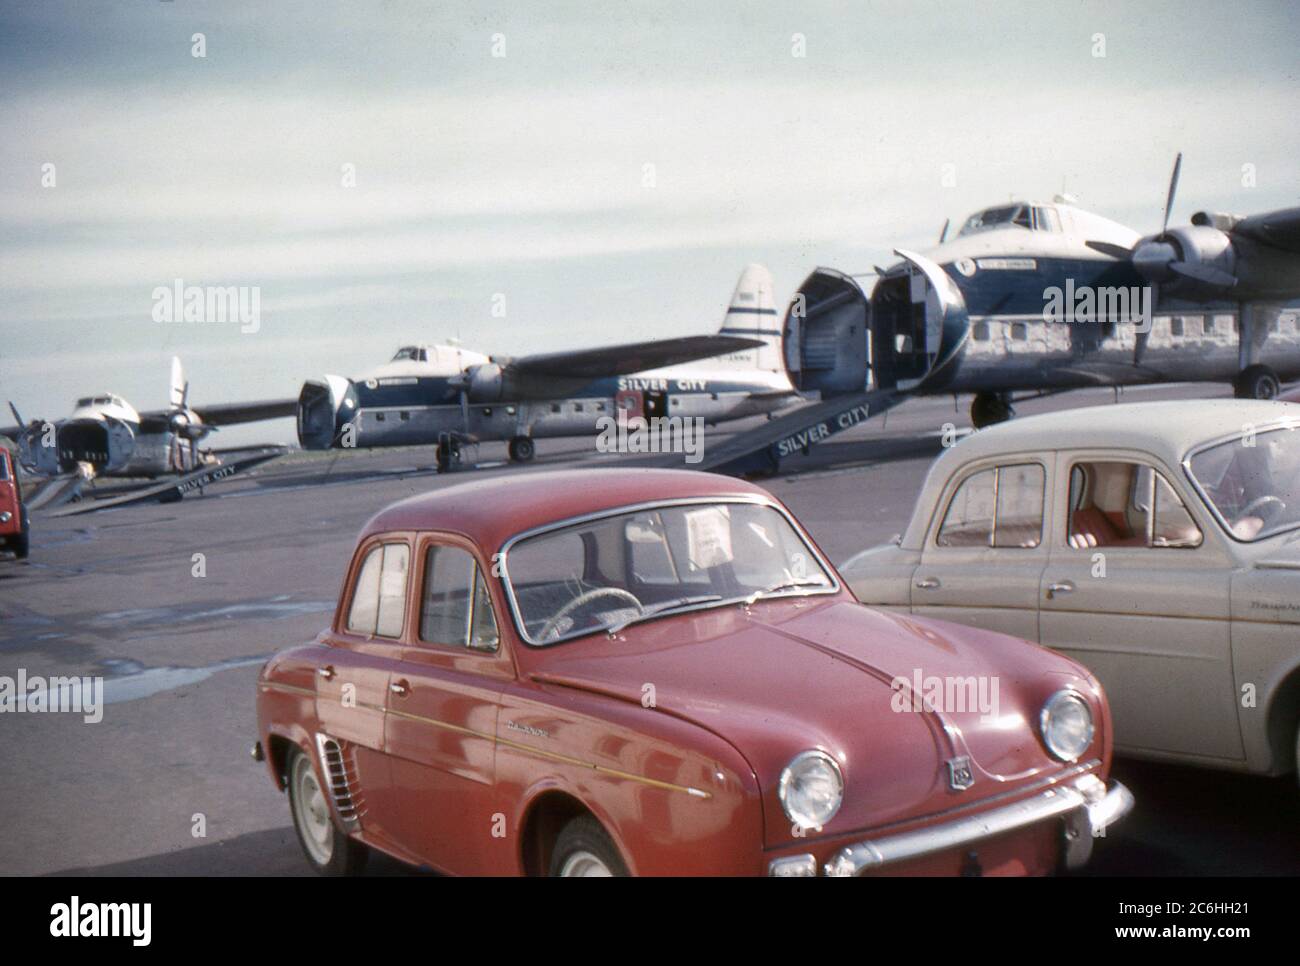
[1033, 207, 1060, 232]
[958, 205, 1028, 235]
[392, 347, 420, 361]
[76, 397, 93, 408]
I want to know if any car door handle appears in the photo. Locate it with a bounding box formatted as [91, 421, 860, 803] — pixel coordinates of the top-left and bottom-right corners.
[389, 679, 410, 697]
[915, 577, 941, 590]
[1046, 581, 1075, 599]
[317, 665, 336, 680]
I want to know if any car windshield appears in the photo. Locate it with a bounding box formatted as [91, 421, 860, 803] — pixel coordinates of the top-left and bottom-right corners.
[503, 501, 835, 645]
[1187, 425, 1300, 541]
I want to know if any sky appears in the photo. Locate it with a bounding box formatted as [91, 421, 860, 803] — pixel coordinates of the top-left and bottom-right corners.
[1, 0, 1298, 445]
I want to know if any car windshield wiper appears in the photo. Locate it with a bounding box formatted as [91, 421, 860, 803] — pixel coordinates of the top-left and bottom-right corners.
[607, 595, 723, 636]
[743, 578, 830, 607]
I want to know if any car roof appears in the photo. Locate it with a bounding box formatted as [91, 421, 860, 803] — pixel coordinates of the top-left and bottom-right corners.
[360, 468, 775, 552]
[944, 399, 1300, 468]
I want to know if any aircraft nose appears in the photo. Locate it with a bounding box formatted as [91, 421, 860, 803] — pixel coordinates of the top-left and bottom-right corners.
[296, 375, 355, 450]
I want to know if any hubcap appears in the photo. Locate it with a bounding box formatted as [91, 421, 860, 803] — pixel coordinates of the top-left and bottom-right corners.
[292, 756, 334, 866]
[559, 849, 612, 877]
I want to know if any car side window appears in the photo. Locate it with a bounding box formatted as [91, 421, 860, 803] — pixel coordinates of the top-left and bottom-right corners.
[936, 464, 1044, 548]
[420, 545, 499, 650]
[1067, 461, 1202, 549]
[346, 543, 410, 637]
[1134, 465, 1204, 548]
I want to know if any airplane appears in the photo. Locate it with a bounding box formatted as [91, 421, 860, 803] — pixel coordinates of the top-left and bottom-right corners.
[779, 155, 1300, 429]
[297, 265, 798, 468]
[1, 357, 295, 506]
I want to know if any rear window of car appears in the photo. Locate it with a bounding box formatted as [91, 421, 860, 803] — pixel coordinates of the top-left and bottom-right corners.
[346, 542, 410, 638]
[0, 453, 9, 481]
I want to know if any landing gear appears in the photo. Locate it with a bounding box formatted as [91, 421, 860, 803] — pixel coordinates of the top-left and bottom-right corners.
[508, 435, 535, 463]
[970, 392, 1015, 429]
[436, 436, 462, 473]
[1234, 365, 1281, 400]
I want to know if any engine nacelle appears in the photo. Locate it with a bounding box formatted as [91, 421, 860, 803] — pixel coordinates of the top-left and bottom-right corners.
[1132, 224, 1237, 296]
[463, 363, 506, 403]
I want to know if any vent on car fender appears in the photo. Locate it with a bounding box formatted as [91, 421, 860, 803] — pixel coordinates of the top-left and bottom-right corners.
[314, 734, 366, 829]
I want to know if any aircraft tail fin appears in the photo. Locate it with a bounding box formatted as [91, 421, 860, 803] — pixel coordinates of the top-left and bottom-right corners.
[169, 356, 187, 409]
[713, 264, 782, 372]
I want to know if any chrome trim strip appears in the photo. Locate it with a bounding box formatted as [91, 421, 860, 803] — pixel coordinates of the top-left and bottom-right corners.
[823, 778, 1132, 876]
[496, 495, 842, 648]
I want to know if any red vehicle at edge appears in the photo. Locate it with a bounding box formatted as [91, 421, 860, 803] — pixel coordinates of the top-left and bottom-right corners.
[254, 468, 1132, 876]
[0, 448, 29, 560]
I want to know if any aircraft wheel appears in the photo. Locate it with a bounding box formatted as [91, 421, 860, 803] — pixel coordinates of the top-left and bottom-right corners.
[1234, 365, 1281, 400]
[508, 436, 535, 463]
[970, 392, 1015, 429]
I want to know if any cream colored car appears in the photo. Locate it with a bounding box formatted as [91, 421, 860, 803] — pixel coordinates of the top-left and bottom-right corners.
[842, 400, 1300, 777]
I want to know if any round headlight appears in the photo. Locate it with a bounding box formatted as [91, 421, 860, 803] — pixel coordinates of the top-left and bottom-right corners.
[1040, 690, 1095, 762]
[778, 750, 843, 829]
[0, 511, 10, 523]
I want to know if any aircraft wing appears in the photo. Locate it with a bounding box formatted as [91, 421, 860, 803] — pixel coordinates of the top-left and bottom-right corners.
[138, 398, 298, 427]
[503, 334, 765, 380]
[1234, 207, 1300, 254]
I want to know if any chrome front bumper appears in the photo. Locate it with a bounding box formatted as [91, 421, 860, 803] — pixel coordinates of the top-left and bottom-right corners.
[814, 775, 1133, 877]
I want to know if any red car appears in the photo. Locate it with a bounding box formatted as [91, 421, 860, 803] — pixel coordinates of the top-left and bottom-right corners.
[0, 448, 28, 560]
[254, 468, 1132, 876]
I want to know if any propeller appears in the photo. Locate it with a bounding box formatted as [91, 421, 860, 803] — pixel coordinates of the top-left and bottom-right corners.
[8, 401, 25, 427]
[1161, 152, 1182, 234]
[938, 218, 949, 244]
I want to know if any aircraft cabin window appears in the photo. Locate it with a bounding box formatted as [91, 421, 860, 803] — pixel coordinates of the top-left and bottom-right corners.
[1010, 322, 1028, 341]
[1170, 317, 1185, 337]
[973, 322, 990, 341]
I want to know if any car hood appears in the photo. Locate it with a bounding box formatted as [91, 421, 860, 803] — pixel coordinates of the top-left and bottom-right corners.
[529, 595, 1102, 846]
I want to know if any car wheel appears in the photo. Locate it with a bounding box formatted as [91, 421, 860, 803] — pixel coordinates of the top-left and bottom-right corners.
[12, 530, 28, 560]
[1235, 365, 1280, 400]
[549, 815, 629, 877]
[286, 747, 368, 876]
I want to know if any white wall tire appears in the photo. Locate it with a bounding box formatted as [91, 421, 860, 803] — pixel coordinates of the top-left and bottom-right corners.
[548, 815, 628, 877]
[286, 747, 369, 876]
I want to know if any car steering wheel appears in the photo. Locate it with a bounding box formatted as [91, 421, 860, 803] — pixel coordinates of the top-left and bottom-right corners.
[1240, 494, 1286, 524]
[538, 587, 643, 642]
